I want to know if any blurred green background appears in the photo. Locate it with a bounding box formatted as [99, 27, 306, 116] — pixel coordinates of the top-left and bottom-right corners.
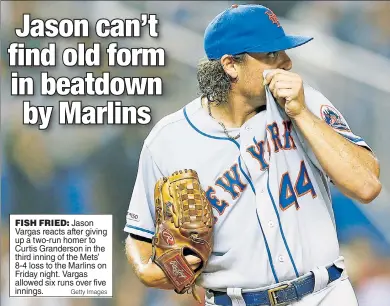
[1, 1, 390, 306]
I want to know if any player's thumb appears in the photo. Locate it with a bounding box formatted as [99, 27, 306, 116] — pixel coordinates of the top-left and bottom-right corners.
[185, 255, 202, 270]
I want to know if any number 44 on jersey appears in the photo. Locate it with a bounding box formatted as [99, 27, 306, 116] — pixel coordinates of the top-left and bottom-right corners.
[279, 160, 317, 211]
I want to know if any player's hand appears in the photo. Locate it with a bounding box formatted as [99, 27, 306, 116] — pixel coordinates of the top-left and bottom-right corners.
[263, 69, 306, 118]
[185, 255, 202, 271]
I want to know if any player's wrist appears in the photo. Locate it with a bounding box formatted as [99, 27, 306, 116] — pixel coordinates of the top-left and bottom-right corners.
[289, 106, 311, 122]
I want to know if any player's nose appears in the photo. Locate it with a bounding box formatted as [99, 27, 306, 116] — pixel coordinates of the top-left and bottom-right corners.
[278, 51, 292, 71]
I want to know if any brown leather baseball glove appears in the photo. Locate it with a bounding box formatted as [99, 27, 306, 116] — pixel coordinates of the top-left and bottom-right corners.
[151, 169, 214, 302]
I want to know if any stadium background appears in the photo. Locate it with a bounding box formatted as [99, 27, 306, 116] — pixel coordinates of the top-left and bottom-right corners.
[1, 1, 390, 305]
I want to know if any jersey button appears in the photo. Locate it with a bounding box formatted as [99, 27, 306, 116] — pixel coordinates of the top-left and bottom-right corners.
[278, 255, 284, 262]
[245, 126, 251, 131]
[268, 221, 274, 228]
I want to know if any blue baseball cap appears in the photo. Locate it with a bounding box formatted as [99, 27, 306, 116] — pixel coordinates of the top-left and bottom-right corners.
[204, 4, 313, 59]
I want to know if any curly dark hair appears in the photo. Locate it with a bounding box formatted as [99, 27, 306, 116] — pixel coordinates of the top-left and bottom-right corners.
[196, 54, 247, 106]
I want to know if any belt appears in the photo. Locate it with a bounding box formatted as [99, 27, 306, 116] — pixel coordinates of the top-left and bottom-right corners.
[211, 264, 343, 306]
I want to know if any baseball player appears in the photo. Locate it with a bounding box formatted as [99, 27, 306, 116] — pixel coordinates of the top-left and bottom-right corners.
[124, 4, 381, 306]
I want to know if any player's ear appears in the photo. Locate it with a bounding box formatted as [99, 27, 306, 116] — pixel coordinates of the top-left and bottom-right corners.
[220, 55, 238, 80]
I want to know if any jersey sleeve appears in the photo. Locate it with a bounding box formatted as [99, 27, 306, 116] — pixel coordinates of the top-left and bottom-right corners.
[123, 144, 162, 239]
[297, 84, 372, 172]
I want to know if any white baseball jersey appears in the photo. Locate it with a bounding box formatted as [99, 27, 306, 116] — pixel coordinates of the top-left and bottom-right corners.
[124, 83, 370, 291]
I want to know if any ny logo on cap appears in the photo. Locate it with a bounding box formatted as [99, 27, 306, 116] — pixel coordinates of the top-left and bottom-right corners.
[265, 10, 280, 27]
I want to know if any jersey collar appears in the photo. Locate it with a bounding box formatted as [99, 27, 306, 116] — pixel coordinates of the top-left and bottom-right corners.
[184, 97, 267, 143]
[184, 97, 239, 140]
